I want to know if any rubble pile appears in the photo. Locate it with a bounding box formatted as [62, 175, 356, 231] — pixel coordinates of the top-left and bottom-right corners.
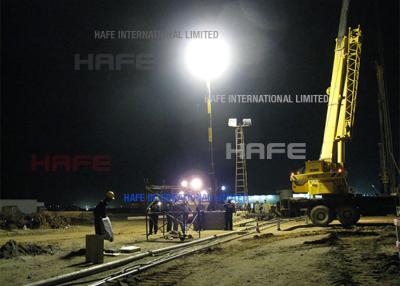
[0, 240, 57, 259]
[29, 213, 70, 229]
[0, 213, 70, 229]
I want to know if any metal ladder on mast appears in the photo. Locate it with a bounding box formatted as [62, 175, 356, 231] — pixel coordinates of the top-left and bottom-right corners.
[235, 126, 249, 202]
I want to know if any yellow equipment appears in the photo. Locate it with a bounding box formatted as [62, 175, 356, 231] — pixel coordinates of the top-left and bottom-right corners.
[288, 0, 364, 227]
[291, 0, 361, 197]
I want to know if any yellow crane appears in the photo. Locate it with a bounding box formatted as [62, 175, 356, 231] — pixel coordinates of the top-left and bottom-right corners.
[289, 0, 363, 226]
[285, 0, 398, 227]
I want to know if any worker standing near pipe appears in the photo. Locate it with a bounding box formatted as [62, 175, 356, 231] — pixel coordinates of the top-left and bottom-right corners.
[148, 196, 161, 235]
[224, 199, 236, 230]
[196, 201, 205, 231]
[164, 199, 175, 232]
[93, 191, 116, 239]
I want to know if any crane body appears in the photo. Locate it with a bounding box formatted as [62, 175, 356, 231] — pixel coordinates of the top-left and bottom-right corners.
[280, 0, 397, 227]
[291, 25, 361, 197]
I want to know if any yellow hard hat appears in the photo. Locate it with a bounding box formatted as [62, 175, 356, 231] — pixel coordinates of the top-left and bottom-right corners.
[106, 191, 116, 200]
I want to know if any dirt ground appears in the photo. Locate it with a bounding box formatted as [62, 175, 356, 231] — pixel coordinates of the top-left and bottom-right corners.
[0, 216, 399, 286]
[0, 216, 232, 285]
[110, 217, 399, 286]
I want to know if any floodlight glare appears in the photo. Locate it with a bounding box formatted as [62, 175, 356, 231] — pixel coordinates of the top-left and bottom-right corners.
[179, 191, 185, 196]
[181, 180, 188, 188]
[228, 118, 238, 127]
[185, 39, 231, 80]
[242, 118, 252, 127]
[190, 177, 203, 190]
[200, 190, 208, 196]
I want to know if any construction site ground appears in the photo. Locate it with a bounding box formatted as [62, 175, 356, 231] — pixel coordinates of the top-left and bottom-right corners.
[0, 216, 398, 286]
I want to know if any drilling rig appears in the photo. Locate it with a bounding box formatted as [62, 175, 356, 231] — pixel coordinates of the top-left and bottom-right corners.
[282, 0, 398, 227]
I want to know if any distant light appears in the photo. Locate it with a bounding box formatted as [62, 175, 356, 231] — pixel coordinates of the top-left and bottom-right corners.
[200, 190, 208, 196]
[221, 185, 226, 191]
[190, 178, 203, 190]
[293, 194, 309, 199]
[157, 201, 162, 206]
[338, 168, 343, 173]
[184, 39, 231, 80]
[181, 180, 188, 188]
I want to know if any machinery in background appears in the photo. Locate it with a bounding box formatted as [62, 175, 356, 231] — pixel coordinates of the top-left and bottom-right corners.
[283, 0, 398, 227]
[375, 6, 398, 195]
[376, 61, 398, 195]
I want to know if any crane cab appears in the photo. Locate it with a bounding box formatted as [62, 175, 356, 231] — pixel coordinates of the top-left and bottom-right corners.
[290, 160, 347, 196]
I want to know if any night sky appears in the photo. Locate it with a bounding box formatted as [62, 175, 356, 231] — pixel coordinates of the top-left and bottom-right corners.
[1, 0, 399, 207]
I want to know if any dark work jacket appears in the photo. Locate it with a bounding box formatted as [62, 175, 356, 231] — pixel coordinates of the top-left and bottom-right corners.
[149, 202, 161, 213]
[94, 199, 108, 220]
[224, 203, 236, 215]
[163, 202, 173, 212]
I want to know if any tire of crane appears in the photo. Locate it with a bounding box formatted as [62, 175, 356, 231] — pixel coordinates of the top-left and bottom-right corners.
[310, 205, 332, 227]
[336, 205, 360, 227]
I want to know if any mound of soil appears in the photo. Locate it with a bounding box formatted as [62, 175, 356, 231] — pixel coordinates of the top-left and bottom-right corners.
[0, 213, 70, 230]
[28, 213, 70, 229]
[0, 240, 57, 259]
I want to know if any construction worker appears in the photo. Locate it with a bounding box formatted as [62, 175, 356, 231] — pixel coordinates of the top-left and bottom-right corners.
[181, 199, 190, 234]
[165, 199, 174, 232]
[263, 200, 271, 216]
[173, 198, 190, 235]
[259, 202, 264, 219]
[148, 197, 161, 235]
[224, 199, 236, 230]
[172, 198, 180, 232]
[246, 203, 252, 213]
[196, 202, 205, 231]
[182, 200, 190, 233]
[93, 191, 115, 238]
[254, 201, 260, 215]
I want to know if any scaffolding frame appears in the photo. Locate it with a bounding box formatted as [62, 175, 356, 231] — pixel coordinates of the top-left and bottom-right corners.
[144, 182, 203, 241]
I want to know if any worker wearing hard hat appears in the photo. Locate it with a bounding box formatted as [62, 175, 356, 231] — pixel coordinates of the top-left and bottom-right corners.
[94, 191, 115, 239]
